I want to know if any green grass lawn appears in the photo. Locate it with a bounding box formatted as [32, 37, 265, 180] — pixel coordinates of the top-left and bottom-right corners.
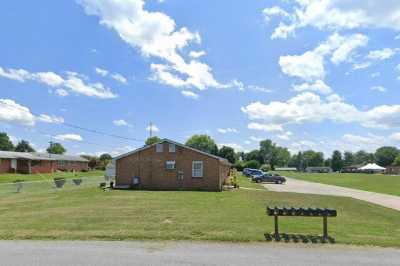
[277, 172, 400, 196]
[0, 173, 399, 247]
[0, 170, 105, 184]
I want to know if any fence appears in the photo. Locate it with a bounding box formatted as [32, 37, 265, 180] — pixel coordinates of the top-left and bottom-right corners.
[0, 175, 106, 196]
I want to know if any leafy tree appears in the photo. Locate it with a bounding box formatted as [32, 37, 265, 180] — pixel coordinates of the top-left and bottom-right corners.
[343, 151, 355, 166]
[15, 140, 35, 152]
[0, 132, 14, 151]
[218, 146, 237, 164]
[303, 150, 324, 167]
[243, 160, 260, 169]
[331, 150, 343, 172]
[393, 155, 400, 166]
[258, 140, 291, 169]
[233, 160, 245, 171]
[275, 146, 291, 167]
[46, 142, 66, 154]
[145, 136, 161, 145]
[244, 150, 263, 165]
[354, 150, 374, 165]
[99, 153, 112, 161]
[288, 152, 304, 170]
[185, 135, 218, 155]
[375, 146, 399, 166]
[324, 158, 332, 167]
[260, 164, 271, 172]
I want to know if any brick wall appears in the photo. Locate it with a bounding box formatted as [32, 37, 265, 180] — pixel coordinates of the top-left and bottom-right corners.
[116, 142, 228, 191]
[0, 158, 11, 173]
[31, 160, 56, 174]
[57, 161, 89, 172]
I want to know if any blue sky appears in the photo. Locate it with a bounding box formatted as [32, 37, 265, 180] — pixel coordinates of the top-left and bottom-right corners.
[1, 0, 400, 156]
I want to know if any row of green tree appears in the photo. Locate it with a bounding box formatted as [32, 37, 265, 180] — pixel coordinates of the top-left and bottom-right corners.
[147, 135, 400, 171]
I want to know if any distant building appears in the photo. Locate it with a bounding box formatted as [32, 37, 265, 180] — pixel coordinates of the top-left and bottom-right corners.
[341, 165, 363, 173]
[384, 166, 400, 175]
[305, 167, 332, 173]
[0, 151, 88, 174]
[115, 139, 231, 191]
[275, 167, 297, 171]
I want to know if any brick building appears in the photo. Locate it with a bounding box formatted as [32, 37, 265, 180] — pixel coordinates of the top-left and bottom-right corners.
[0, 151, 88, 174]
[115, 139, 231, 191]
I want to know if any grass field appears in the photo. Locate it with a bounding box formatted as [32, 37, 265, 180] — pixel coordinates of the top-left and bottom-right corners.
[277, 172, 400, 196]
[0, 173, 399, 247]
[0, 170, 105, 184]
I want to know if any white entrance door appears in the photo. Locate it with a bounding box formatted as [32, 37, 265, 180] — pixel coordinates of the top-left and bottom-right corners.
[11, 159, 17, 169]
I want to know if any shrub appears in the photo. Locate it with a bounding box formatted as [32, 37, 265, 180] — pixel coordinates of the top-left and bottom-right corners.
[260, 164, 271, 172]
[243, 160, 260, 169]
[233, 161, 245, 171]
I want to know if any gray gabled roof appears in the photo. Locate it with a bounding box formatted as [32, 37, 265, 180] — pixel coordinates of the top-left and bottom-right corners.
[114, 139, 231, 165]
[0, 151, 88, 162]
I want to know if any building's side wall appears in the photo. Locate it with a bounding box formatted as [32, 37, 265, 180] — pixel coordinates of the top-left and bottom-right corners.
[16, 159, 30, 174]
[0, 159, 11, 173]
[57, 161, 89, 172]
[116, 142, 223, 191]
[386, 166, 400, 175]
[31, 160, 56, 174]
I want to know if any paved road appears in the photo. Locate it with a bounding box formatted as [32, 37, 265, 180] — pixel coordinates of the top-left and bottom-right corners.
[263, 177, 400, 211]
[0, 241, 399, 266]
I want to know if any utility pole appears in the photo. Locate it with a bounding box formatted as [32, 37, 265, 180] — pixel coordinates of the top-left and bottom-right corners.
[149, 122, 153, 138]
[48, 141, 53, 158]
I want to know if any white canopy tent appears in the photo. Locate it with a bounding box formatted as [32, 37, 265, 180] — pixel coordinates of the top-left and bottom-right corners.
[358, 163, 386, 172]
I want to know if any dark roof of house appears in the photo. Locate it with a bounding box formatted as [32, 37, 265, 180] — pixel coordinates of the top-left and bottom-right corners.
[0, 151, 88, 162]
[114, 138, 231, 165]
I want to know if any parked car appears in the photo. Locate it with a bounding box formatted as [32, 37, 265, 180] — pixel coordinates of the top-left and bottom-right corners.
[244, 168, 264, 178]
[252, 172, 286, 184]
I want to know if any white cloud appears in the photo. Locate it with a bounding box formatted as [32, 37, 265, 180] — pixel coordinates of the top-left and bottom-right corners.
[352, 62, 372, 70]
[54, 134, 83, 142]
[113, 119, 131, 127]
[218, 143, 244, 152]
[247, 85, 273, 93]
[242, 92, 400, 130]
[263, 6, 289, 23]
[370, 86, 387, 93]
[279, 33, 367, 81]
[279, 51, 325, 82]
[293, 80, 332, 95]
[265, 1, 400, 39]
[390, 132, 400, 141]
[0, 66, 117, 99]
[146, 124, 160, 133]
[248, 122, 284, 132]
[371, 72, 380, 78]
[36, 114, 64, 124]
[217, 128, 238, 134]
[189, 50, 206, 59]
[277, 131, 293, 141]
[95, 67, 109, 77]
[78, 0, 225, 91]
[0, 99, 63, 126]
[341, 133, 384, 151]
[366, 48, 398, 60]
[111, 73, 128, 84]
[181, 90, 199, 100]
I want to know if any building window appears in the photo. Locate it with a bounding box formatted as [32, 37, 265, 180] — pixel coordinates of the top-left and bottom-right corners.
[31, 160, 41, 167]
[169, 143, 176, 153]
[192, 161, 203, 178]
[165, 160, 176, 170]
[156, 143, 163, 153]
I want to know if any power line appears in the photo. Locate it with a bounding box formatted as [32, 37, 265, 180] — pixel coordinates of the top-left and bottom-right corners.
[1, 100, 146, 143]
[61, 122, 145, 143]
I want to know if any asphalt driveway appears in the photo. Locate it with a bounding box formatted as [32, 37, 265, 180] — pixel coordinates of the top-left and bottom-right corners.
[1, 241, 399, 266]
[263, 177, 400, 211]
